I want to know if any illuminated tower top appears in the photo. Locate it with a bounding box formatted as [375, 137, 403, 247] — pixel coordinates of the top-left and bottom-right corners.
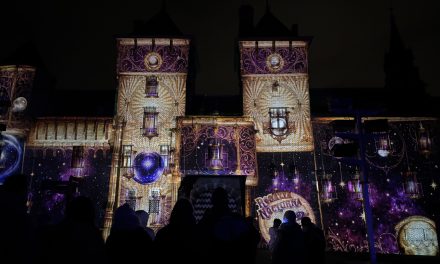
[239, 4, 314, 152]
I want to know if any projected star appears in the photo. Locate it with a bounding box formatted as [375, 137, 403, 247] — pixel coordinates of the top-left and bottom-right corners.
[360, 212, 366, 222]
[431, 181, 437, 190]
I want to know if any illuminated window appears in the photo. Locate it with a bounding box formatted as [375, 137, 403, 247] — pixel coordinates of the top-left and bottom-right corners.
[269, 107, 288, 136]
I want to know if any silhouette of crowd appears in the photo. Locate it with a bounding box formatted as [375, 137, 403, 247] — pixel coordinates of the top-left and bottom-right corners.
[0, 174, 326, 264]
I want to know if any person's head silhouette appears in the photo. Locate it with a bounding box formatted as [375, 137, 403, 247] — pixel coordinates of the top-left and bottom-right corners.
[169, 198, 195, 226]
[283, 210, 297, 224]
[301, 216, 314, 231]
[135, 210, 150, 227]
[273, 218, 282, 228]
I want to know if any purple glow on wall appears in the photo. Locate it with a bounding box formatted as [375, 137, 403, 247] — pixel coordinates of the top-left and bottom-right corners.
[118, 44, 189, 73]
[240, 47, 308, 75]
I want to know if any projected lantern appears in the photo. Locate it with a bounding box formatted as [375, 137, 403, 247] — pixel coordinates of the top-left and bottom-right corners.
[125, 189, 137, 210]
[160, 145, 170, 172]
[417, 123, 432, 158]
[348, 168, 363, 200]
[149, 189, 160, 214]
[293, 167, 300, 185]
[272, 176, 279, 190]
[71, 146, 84, 168]
[141, 107, 159, 139]
[268, 107, 292, 143]
[208, 137, 224, 170]
[403, 170, 422, 199]
[375, 132, 392, 158]
[145, 76, 159, 97]
[320, 172, 337, 203]
[271, 81, 280, 97]
[168, 148, 175, 168]
[121, 145, 135, 180]
[71, 146, 85, 178]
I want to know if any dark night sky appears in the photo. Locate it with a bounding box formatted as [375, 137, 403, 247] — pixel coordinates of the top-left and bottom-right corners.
[1, 0, 439, 96]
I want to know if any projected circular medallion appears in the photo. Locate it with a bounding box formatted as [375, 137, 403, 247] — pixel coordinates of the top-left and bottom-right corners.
[133, 152, 164, 184]
[395, 216, 439, 256]
[12, 97, 28, 112]
[266, 53, 284, 72]
[255, 191, 315, 242]
[144, 52, 163, 71]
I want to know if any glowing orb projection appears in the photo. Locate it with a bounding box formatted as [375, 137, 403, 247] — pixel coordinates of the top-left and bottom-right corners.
[133, 151, 164, 184]
[255, 191, 315, 242]
[266, 53, 284, 72]
[0, 133, 23, 184]
[395, 216, 439, 256]
[11, 97, 28, 112]
[144, 52, 163, 71]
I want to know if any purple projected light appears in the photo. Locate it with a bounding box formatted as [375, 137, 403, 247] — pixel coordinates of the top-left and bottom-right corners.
[133, 152, 164, 184]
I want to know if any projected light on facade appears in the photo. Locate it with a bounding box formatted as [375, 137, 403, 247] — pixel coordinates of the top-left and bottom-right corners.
[0, 133, 23, 183]
[133, 152, 164, 185]
[255, 191, 316, 243]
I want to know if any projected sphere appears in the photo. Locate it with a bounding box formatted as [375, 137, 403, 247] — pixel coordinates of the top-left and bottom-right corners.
[12, 97, 28, 112]
[0, 134, 22, 183]
[133, 152, 164, 184]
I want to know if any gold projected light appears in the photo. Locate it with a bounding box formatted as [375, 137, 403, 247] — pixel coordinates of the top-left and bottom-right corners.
[255, 191, 316, 243]
[240, 40, 313, 152]
[103, 38, 190, 237]
[243, 75, 312, 152]
[395, 216, 439, 256]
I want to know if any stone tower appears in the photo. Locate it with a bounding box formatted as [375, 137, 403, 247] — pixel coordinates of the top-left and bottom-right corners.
[104, 4, 190, 236]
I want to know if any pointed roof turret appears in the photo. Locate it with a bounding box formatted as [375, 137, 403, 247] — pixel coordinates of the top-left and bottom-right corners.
[0, 41, 43, 67]
[130, 0, 183, 37]
[384, 9, 425, 95]
[254, 0, 293, 37]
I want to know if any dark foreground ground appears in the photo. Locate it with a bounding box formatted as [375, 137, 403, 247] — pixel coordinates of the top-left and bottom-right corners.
[255, 249, 440, 264]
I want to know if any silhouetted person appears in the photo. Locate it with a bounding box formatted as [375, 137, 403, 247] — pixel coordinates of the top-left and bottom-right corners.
[36, 196, 106, 264]
[244, 216, 261, 264]
[0, 174, 33, 264]
[197, 187, 251, 264]
[136, 210, 155, 240]
[301, 217, 326, 264]
[272, 210, 305, 264]
[106, 203, 153, 264]
[154, 198, 197, 263]
[268, 218, 282, 253]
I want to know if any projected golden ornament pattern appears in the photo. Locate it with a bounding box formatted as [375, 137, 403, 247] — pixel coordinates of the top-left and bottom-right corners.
[243, 74, 313, 152]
